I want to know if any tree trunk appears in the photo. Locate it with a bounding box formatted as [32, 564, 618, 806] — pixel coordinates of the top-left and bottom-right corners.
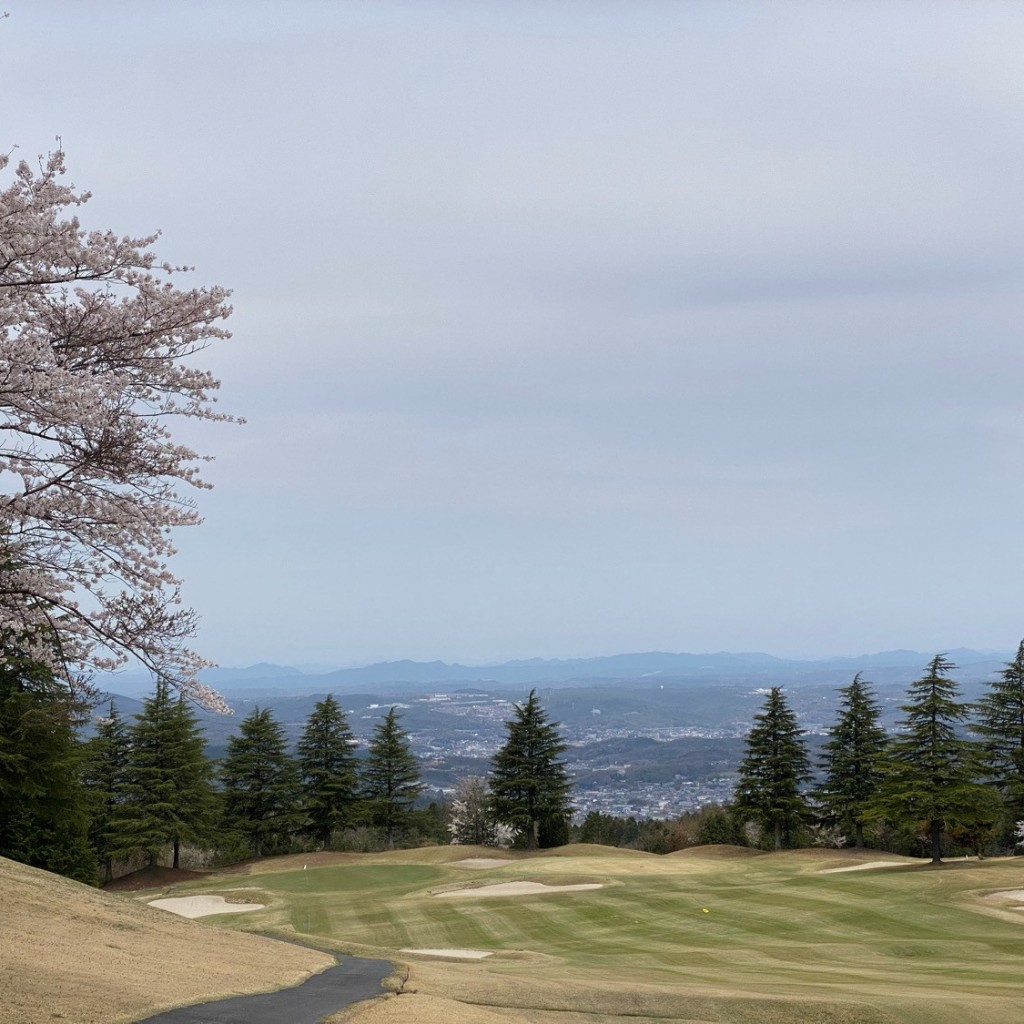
[527, 818, 538, 851]
[854, 822, 865, 848]
[773, 820, 782, 851]
[172, 837, 180, 870]
[930, 819, 943, 864]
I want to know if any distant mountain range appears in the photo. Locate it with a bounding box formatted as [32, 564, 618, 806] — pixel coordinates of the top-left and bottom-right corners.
[101, 647, 1015, 699]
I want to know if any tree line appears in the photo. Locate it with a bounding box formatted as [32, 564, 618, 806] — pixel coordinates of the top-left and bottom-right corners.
[731, 648, 1024, 862]
[579, 647, 1024, 862]
[0, 662, 574, 884]
[7, 640, 1024, 884]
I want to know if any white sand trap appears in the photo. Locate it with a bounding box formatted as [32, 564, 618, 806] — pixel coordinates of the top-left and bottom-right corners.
[436, 881, 603, 898]
[454, 858, 516, 869]
[401, 948, 494, 959]
[148, 895, 266, 918]
[986, 890, 1024, 904]
[819, 860, 907, 874]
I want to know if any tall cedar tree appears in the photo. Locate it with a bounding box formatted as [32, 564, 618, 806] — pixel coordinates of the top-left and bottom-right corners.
[297, 695, 359, 849]
[221, 706, 302, 858]
[81, 701, 133, 883]
[734, 687, 812, 850]
[816, 674, 888, 847]
[0, 643, 95, 883]
[489, 689, 572, 851]
[870, 655, 998, 863]
[361, 706, 422, 851]
[117, 680, 218, 868]
[973, 639, 1024, 824]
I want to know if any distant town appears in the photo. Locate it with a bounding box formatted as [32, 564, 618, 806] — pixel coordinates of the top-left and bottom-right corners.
[101, 647, 1010, 823]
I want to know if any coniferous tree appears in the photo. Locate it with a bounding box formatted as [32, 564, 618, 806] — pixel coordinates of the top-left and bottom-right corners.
[0, 640, 95, 883]
[973, 639, 1024, 827]
[489, 689, 572, 851]
[116, 679, 218, 868]
[221, 706, 302, 858]
[81, 701, 133, 883]
[869, 655, 998, 863]
[734, 687, 812, 850]
[816, 674, 888, 847]
[361, 706, 422, 851]
[297, 694, 359, 849]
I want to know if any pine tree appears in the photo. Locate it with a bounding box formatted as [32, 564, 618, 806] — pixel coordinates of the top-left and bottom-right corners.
[734, 687, 812, 850]
[116, 680, 218, 868]
[297, 694, 359, 849]
[0, 641, 95, 884]
[973, 639, 1024, 825]
[221, 706, 302, 858]
[870, 655, 998, 863]
[361, 706, 422, 851]
[489, 689, 572, 851]
[816, 674, 888, 847]
[81, 701, 133, 883]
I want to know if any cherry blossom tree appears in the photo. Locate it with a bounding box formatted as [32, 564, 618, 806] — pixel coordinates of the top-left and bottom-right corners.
[0, 147, 235, 710]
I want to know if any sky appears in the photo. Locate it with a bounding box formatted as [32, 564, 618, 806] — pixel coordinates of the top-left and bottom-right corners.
[4, 1, 1024, 667]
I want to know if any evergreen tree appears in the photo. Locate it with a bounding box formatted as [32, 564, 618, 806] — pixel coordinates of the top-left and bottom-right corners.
[116, 679, 218, 868]
[221, 706, 302, 858]
[81, 701, 133, 883]
[297, 694, 359, 849]
[733, 687, 812, 850]
[361, 706, 422, 851]
[816, 674, 888, 847]
[973, 639, 1024, 826]
[870, 655, 998, 863]
[489, 689, 572, 851]
[0, 639, 95, 883]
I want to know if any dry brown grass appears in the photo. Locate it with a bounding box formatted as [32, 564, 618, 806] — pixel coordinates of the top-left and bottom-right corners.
[0, 855, 333, 1024]
[327, 961, 901, 1024]
[665, 844, 766, 859]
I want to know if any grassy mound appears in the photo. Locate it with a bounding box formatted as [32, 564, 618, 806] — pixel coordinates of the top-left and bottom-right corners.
[0, 855, 333, 1024]
[667, 843, 767, 858]
[103, 865, 211, 892]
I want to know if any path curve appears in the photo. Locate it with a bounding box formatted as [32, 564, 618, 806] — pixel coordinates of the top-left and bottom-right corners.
[136, 956, 393, 1023]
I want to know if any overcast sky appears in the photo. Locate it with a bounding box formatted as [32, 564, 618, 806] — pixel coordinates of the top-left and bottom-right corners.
[4, 2, 1024, 667]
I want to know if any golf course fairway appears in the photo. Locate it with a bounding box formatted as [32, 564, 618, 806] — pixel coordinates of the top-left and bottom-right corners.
[151, 844, 1024, 1024]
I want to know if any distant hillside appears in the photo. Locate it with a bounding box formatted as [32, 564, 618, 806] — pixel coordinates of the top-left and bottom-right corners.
[115, 647, 1012, 698]
[0, 856, 332, 1024]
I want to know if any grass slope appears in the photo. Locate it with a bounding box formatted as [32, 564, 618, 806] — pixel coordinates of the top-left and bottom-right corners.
[180, 844, 1024, 1024]
[0, 855, 333, 1024]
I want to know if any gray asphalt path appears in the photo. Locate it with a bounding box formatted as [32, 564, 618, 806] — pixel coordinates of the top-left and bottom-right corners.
[136, 957, 393, 1024]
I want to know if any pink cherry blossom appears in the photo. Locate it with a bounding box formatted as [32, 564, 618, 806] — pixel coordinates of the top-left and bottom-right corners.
[0, 147, 236, 712]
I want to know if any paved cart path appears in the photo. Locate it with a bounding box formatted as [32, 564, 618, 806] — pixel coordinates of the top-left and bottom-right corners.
[137, 957, 393, 1023]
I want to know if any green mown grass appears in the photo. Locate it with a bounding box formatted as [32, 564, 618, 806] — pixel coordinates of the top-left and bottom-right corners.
[174, 847, 1024, 1023]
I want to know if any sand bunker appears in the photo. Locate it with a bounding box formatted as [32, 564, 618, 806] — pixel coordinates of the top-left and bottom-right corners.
[453, 858, 516, 869]
[819, 860, 907, 874]
[986, 890, 1024, 905]
[436, 881, 603, 898]
[148, 895, 266, 918]
[400, 948, 494, 959]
